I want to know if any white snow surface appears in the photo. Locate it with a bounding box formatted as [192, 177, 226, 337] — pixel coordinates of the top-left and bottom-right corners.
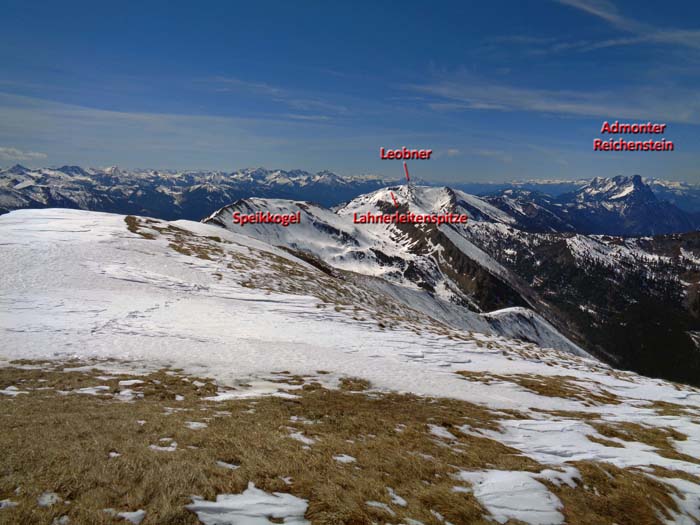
[186, 482, 310, 525]
[456, 470, 564, 525]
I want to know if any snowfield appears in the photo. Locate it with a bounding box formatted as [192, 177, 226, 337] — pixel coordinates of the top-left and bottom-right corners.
[2, 208, 700, 523]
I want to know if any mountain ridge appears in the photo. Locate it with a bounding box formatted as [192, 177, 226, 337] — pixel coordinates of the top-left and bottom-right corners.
[205, 185, 700, 385]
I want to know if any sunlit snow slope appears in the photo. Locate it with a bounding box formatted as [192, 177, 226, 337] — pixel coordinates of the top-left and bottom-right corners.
[204, 185, 587, 357]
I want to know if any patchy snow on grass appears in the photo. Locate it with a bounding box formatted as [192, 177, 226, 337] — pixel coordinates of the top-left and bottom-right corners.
[186, 482, 310, 525]
[37, 491, 62, 507]
[288, 431, 315, 446]
[118, 379, 144, 387]
[387, 487, 407, 507]
[118, 509, 146, 524]
[456, 470, 564, 525]
[333, 454, 356, 464]
[428, 424, 457, 441]
[74, 386, 110, 395]
[0, 386, 27, 397]
[216, 460, 239, 470]
[185, 421, 208, 430]
[149, 439, 177, 452]
[365, 500, 395, 516]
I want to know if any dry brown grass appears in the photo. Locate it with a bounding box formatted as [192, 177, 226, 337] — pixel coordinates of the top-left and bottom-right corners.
[0, 364, 521, 525]
[338, 377, 371, 392]
[590, 421, 698, 464]
[456, 371, 621, 406]
[645, 400, 696, 418]
[549, 461, 681, 525]
[2, 363, 690, 525]
[124, 215, 156, 240]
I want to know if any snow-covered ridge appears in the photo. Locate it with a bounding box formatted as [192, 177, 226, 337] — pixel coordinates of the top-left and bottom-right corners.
[204, 186, 589, 357]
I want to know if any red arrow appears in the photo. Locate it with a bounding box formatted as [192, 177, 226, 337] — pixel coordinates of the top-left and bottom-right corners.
[390, 191, 399, 208]
[403, 161, 410, 182]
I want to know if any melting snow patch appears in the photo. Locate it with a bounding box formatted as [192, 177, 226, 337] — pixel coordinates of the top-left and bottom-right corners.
[333, 454, 356, 464]
[109, 451, 121, 458]
[387, 487, 407, 507]
[37, 492, 62, 507]
[118, 379, 144, 387]
[289, 431, 315, 445]
[216, 460, 240, 470]
[0, 386, 27, 397]
[52, 516, 70, 525]
[366, 500, 395, 516]
[186, 482, 310, 524]
[185, 421, 208, 430]
[537, 466, 580, 488]
[149, 440, 177, 452]
[75, 386, 110, 395]
[0, 499, 18, 509]
[175, 394, 185, 401]
[290, 415, 314, 425]
[118, 509, 146, 524]
[456, 470, 564, 525]
[117, 389, 140, 401]
[428, 424, 457, 440]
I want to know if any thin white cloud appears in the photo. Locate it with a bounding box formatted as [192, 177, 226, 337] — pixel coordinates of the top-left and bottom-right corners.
[0, 146, 47, 161]
[197, 76, 348, 117]
[409, 75, 700, 124]
[472, 149, 512, 164]
[555, 0, 633, 29]
[554, 0, 700, 50]
[201, 76, 284, 97]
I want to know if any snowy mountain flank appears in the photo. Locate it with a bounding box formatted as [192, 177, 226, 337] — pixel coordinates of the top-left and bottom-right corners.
[2, 208, 700, 524]
[206, 184, 700, 386]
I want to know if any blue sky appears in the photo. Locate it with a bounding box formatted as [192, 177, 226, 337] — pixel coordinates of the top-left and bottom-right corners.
[1, 0, 699, 182]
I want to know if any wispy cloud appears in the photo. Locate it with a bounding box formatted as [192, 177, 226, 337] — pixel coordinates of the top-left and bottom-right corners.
[409, 75, 700, 124]
[472, 149, 512, 164]
[0, 146, 47, 161]
[197, 76, 348, 118]
[203, 76, 285, 96]
[281, 113, 331, 122]
[554, 0, 700, 50]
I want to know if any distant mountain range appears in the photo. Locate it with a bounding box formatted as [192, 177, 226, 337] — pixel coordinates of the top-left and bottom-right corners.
[0, 165, 398, 220]
[2, 164, 699, 236]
